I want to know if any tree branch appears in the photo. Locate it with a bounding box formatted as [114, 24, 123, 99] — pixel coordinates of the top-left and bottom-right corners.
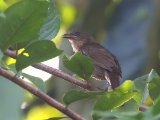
[4, 49, 99, 91]
[0, 67, 85, 120]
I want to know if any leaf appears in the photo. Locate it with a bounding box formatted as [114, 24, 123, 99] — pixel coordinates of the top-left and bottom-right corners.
[148, 69, 160, 101]
[63, 90, 105, 105]
[92, 111, 143, 120]
[16, 40, 62, 71]
[116, 80, 134, 92]
[116, 100, 139, 112]
[134, 74, 149, 103]
[0, 51, 10, 69]
[0, 50, 4, 67]
[22, 73, 47, 93]
[141, 96, 160, 120]
[93, 92, 137, 112]
[39, 0, 60, 40]
[0, 50, 3, 59]
[0, 0, 48, 51]
[151, 96, 160, 116]
[63, 52, 94, 79]
[93, 80, 137, 111]
[0, 76, 24, 120]
[92, 92, 137, 120]
[44, 116, 68, 120]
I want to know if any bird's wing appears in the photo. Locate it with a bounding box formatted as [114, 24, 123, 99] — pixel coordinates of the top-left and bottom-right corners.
[80, 43, 118, 72]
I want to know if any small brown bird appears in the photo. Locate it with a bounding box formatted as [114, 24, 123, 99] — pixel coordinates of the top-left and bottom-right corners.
[63, 32, 122, 89]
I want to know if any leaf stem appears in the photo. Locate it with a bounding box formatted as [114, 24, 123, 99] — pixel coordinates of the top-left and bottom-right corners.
[4, 49, 99, 91]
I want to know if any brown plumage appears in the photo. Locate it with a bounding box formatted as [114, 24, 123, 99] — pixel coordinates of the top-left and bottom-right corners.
[63, 32, 122, 89]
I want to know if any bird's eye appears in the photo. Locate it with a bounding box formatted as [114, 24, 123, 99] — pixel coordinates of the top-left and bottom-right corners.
[74, 32, 80, 36]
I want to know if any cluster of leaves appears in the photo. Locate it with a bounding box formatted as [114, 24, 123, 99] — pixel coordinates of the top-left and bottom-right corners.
[0, 0, 64, 95]
[63, 70, 160, 120]
[0, 0, 61, 70]
[0, 1, 160, 120]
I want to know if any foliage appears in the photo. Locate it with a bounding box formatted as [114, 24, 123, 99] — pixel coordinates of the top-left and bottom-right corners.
[0, 0, 160, 120]
[63, 52, 94, 80]
[15, 40, 62, 71]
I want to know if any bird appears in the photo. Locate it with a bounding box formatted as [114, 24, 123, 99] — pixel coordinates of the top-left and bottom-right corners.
[63, 32, 122, 89]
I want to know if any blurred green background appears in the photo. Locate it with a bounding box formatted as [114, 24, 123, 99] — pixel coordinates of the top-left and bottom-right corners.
[0, 0, 160, 120]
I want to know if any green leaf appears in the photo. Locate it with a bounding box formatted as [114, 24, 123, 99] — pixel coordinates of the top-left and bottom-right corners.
[0, 51, 9, 69]
[92, 111, 143, 120]
[22, 73, 47, 93]
[0, 50, 3, 59]
[134, 74, 149, 103]
[141, 96, 160, 120]
[93, 91, 137, 112]
[93, 91, 137, 120]
[116, 80, 134, 92]
[0, 0, 48, 51]
[116, 100, 139, 112]
[148, 69, 160, 101]
[39, 0, 60, 40]
[93, 80, 137, 111]
[16, 40, 62, 71]
[151, 96, 160, 116]
[63, 52, 94, 79]
[0, 50, 3, 66]
[63, 90, 105, 105]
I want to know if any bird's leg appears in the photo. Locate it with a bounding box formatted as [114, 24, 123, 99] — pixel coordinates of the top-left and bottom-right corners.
[105, 72, 112, 91]
[104, 80, 112, 91]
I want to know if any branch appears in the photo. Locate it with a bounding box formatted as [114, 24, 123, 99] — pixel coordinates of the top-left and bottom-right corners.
[0, 67, 85, 120]
[4, 49, 99, 91]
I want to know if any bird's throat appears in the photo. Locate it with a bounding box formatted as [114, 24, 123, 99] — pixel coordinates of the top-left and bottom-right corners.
[69, 40, 81, 52]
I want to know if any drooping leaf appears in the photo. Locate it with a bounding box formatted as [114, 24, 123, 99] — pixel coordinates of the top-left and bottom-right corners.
[0, 0, 48, 51]
[22, 73, 46, 93]
[148, 69, 160, 101]
[63, 90, 105, 105]
[63, 52, 94, 80]
[39, 0, 60, 40]
[16, 40, 62, 71]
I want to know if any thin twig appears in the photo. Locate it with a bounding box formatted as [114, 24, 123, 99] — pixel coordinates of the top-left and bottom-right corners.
[4, 49, 99, 91]
[0, 67, 85, 120]
[139, 104, 148, 112]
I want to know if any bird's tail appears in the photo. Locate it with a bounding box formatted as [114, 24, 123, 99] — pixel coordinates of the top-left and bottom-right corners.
[105, 71, 120, 89]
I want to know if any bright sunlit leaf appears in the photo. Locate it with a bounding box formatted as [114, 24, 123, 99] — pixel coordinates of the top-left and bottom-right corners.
[16, 40, 62, 71]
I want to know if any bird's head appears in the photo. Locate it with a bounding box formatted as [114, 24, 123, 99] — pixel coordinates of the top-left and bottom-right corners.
[63, 32, 93, 52]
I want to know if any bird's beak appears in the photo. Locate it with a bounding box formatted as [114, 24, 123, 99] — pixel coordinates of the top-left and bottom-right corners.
[63, 33, 77, 40]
